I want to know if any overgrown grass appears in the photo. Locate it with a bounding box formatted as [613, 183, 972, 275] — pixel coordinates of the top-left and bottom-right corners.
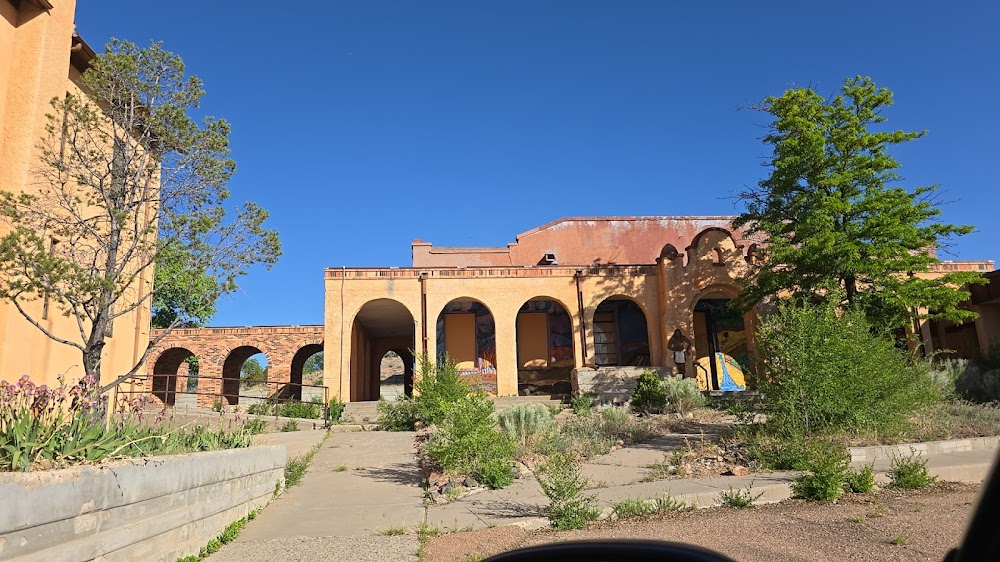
[571, 394, 595, 415]
[888, 449, 937, 489]
[496, 403, 556, 455]
[283, 431, 329, 488]
[846, 464, 875, 493]
[718, 482, 763, 508]
[613, 494, 688, 518]
[176, 507, 261, 561]
[247, 397, 324, 420]
[790, 441, 850, 502]
[554, 406, 657, 457]
[535, 453, 601, 530]
[0, 374, 258, 472]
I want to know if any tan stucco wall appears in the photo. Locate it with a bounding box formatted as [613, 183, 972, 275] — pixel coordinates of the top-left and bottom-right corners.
[323, 265, 672, 400]
[0, 1, 152, 387]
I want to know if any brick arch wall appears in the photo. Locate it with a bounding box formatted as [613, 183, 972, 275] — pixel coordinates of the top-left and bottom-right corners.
[148, 325, 325, 406]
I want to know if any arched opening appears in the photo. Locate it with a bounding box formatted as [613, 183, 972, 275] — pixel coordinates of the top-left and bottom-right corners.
[436, 298, 497, 394]
[351, 299, 416, 402]
[659, 243, 681, 259]
[151, 347, 196, 406]
[692, 291, 748, 392]
[592, 298, 650, 366]
[379, 349, 414, 400]
[289, 344, 324, 402]
[516, 298, 574, 396]
[221, 346, 266, 405]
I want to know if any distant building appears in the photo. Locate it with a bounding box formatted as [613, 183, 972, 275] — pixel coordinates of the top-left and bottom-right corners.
[0, 0, 153, 386]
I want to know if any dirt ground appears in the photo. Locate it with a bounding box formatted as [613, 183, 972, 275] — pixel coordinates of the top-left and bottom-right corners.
[423, 483, 980, 562]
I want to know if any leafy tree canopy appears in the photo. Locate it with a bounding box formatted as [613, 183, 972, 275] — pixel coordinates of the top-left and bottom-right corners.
[734, 76, 984, 330]
[0, 39, 281, 387]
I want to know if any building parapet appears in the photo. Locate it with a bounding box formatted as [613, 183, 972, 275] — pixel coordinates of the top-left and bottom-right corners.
[324, 265, 659, 280]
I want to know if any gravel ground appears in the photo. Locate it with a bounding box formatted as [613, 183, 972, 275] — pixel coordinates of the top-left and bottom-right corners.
[210, 535, 418, 562]
[424, 483, 980, 562]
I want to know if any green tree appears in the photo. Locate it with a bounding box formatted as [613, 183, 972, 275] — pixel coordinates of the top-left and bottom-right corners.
[302, 351, 324, 374]
[150, 241, 219, 328]
[0, 40, 281, 389]
[734, 76, 984, 330]
[240, 357, 267, 388]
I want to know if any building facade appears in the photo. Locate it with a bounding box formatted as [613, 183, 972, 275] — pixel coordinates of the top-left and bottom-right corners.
[322, 217, 766, 400]
[0, 0, 153, 387]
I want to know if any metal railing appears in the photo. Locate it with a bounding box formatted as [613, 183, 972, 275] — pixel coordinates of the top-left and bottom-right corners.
[112, 374, 331, 419]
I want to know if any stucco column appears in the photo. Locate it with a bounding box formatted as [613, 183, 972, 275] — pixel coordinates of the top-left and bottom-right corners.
[493, 310, 519, 397]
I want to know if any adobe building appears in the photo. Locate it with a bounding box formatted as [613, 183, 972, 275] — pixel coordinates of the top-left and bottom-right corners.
[324, 217, 760, 401]
[320, 216, 997, 402]
[0, 0, 153, 387]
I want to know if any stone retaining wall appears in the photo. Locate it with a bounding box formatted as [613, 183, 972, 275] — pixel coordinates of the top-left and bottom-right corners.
[0, 445, 285, 561]
[572, 366, 672, 404]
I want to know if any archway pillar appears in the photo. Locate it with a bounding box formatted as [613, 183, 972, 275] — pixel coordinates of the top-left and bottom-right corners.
[195, 354, 223, 408]
[493, 307, 519, 397]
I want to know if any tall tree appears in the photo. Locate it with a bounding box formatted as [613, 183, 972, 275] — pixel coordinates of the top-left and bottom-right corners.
[150, 241, 218, 329]
[734, 76, 983, 330]
[0, 40, 281, 389]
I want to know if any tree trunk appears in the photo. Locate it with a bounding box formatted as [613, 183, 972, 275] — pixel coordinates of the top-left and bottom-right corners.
[845, 275, 858, 308]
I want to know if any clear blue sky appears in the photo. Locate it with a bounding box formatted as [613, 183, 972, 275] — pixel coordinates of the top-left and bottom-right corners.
[75, 1, 999, 327]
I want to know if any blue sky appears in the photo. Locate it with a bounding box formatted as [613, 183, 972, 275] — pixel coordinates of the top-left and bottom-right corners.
[75, 1, 999, 327]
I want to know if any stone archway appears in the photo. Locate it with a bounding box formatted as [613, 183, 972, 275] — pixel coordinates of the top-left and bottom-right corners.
[350, 299, 416, 402]
[592, 297, 650, 367]
[221, 345, 267, 405]
[289, 343, 324, 401]
[150, 347, 196, 406]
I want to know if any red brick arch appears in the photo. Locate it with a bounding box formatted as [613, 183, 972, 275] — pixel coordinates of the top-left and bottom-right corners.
[147, 325, 324, 407]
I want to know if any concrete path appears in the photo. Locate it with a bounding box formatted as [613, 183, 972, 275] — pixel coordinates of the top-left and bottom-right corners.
[212, 431, 423, 561]
[212, 428, 999, 561]
[426, 438, 1000, 532]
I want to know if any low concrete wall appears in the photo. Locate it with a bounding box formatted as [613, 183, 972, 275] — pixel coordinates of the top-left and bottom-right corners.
[849, 436, 1000, 463]
[572, 366, 672, 404]
[0, 445, 285, 561]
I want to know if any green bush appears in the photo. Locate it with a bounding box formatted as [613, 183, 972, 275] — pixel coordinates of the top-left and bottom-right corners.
[718, 482, 763, 508]
[496, 403, 556, 454]
[662, 376, 706, 415]
[791, 441, 850, 502]
[377, 397, 418, 431]
[555, 406, 655, 457]
[888, 449, 937, 489]
[754, 299, 939, 439]
[954, 350, 1000, 404]
[279, 420, 300, 432]
[535, 453, 601, 530]
[571, 394, 595, 415]
[425, 394, 515, 489]
[413, 354, 472, 426]
[247, 399, 322, 420]
[327, 397, 346, 423]
[845, 464, 875, 493]
[613, 494, 687, 518]
[631, 370, 666, 414]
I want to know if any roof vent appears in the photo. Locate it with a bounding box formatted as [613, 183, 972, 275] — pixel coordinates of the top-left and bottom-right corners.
[539, 253, 558, 265]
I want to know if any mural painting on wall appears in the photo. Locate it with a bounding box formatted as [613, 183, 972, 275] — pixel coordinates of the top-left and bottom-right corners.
[437, 301, 497, 384]
[520, 300, 574, 367]
[693, 299, 747, 391]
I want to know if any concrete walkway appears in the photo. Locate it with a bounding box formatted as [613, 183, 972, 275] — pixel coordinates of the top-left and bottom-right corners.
[212, 431, 424, 561]
[212, 429, 999, 561]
